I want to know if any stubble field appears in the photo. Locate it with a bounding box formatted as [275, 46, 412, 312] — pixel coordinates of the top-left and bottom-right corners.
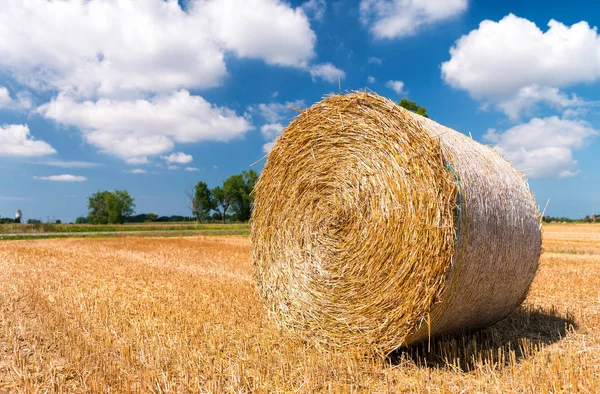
[0, 224, 599, 393]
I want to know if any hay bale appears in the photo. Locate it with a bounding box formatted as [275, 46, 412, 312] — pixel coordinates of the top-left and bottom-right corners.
[251, 92, 541, 355]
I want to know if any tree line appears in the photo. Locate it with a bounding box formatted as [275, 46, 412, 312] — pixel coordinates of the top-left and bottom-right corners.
[68, 169, 259, 225]
[187, 169, 258, 223]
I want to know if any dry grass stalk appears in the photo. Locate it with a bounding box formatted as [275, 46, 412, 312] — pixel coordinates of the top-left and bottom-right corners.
[0, 230, 598, 392]
[251, 92, 541, 354]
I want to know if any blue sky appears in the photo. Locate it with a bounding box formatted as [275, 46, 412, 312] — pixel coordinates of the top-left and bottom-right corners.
[1, 0, 600, 221]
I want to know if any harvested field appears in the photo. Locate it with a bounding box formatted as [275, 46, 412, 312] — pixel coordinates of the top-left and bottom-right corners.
[0, 225, 599, 393]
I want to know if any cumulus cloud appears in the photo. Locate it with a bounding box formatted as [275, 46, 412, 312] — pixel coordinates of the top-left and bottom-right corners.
[260, 123, 285, 140]
[496, 85, 585, 121]
[443, 14, 600, 179]
[33, 174, 87, 182]
[42, 160, 102, 168]
[196, 0, 317, 69]
[484, 117, 598, 179]
[442, 14, 600, 116]
[184, 167, 201, 172]
[251, 100, 306, 124]
[0, 0, 347, 162]
[360, 0, 468, 39]
[126, 157, 150, 165]
[251, 99, 307, 153]
[308, 63, 346, 83]
[368, 57, 383, 65]
[261, 123, 285, 153]
[126, 169, 147, 174]
[262, 141, 276, 154]
[162, 152, 193, 164]
[367, 76, 376, 84]
[301, 0, 326, 21]
[38, 90, 252, 163]
[0, 0, 323, 98]
[0, 87, 31, 110]
[0, 124, 56, 157]
[386, 80, 405, 94]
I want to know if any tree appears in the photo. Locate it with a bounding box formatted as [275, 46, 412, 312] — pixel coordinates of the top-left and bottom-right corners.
[145, 213, 159, 223]
[190, 181, 214, 222]
[75, 216, 88, 224]
[399, 97, 429, 118]
[87, 190, 136, 224]
[235, 170, 258, 221]
[212, 186, 231, 224]
[185, 169, 259, 224]
[222, 174, 246, 221]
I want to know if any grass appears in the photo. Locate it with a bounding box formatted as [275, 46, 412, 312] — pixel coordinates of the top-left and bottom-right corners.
[0, 222, 250, 235]
[0, 224, 598, 392]
[0, 229, 250, 241]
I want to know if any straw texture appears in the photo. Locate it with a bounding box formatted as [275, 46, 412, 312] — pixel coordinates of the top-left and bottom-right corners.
[251, 92, 541, 355]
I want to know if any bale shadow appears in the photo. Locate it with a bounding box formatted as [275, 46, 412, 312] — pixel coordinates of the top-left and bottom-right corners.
[388, 305, 577, 372]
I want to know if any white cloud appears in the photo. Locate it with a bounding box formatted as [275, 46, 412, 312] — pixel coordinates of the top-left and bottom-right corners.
[42, 160, 102, 168]
[33, 174, 87, 182]
[360, 0, 468, 39]
[126, 157, 150, 166]
[126, 169, 147, 174]
[0, 196, 31, 201]
[368, 57, 383, 65]
[196, 0, 316, 68]
[0, 0, 321, 98]
[263, 141, 276, 153]
[38, 90, 252, 162]
[0, 0, 223, 98]
[367, 76, 376, 84]
[0, 0, 345, 162]
[496, 85, 585, 121]
[252, 100, 305, 153]
[386, 80, 405, 94]
[162, 152, 193, 164]
[442, 15, 600, 106]
[184, 167, 201, 172]
[0, 87, 31, 110]
[261, 123, 285, 153]
[301, 0, 326, 21]
[251, 100, 306, 123]
[261, 123, 285, 140]
[484, 116, 598, 179]
[308, 63, 346, 83]
[0, 124, 56, 157]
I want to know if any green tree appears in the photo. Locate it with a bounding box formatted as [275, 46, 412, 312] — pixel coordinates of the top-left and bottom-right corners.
[237, 170, 258, 221]
[191, 181, 214, 222]
[75, 216, 88, 224]
[145, 213, 159, 223]
[87, 190, 135, 224]
[212, 186, 231, 224]
[213, 169, 259, 222]
[399, 97, 429, 118]
[223, 174, 246, 221]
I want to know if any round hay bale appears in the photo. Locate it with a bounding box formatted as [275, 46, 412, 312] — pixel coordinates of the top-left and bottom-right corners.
[251, 92, 541, 355]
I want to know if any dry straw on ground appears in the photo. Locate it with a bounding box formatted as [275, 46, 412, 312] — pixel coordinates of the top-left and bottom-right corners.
[251, 91, 542, 355]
